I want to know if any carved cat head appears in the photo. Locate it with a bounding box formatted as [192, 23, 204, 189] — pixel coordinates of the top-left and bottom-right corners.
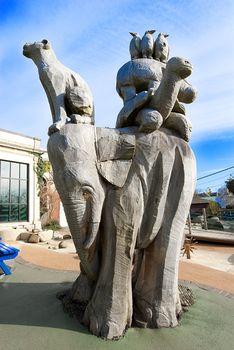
[23, 39, 51, 59]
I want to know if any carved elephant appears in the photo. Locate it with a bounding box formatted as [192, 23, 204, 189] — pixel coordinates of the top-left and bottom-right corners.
[47, 123, 196, 339]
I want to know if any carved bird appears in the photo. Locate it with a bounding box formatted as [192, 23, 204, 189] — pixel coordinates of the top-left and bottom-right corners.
[129, 32, 141, 60]
[154, 32, 170, 63]
[141, 30, 156, 59]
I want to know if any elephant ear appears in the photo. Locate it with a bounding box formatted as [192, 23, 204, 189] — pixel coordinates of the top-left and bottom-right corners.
[95, 127, 136, 188]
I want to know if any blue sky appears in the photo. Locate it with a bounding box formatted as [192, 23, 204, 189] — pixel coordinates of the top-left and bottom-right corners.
[0, 0, 234, 192]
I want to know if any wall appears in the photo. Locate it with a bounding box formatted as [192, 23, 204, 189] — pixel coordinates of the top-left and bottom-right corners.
[0, 128, 43, 230]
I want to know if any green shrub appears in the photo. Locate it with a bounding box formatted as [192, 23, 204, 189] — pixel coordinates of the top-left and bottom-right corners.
[43, 220, 60, 231]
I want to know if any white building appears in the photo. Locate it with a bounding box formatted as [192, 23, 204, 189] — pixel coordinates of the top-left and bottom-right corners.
[0, 128, 68, 240]
[0, 128, 43, 231]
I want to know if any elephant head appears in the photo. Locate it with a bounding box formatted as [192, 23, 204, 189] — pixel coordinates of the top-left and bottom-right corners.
[47, 123, 135, 281]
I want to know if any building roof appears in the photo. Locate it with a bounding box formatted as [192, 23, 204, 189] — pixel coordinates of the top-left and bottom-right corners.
[192, 196, 210, 205]
[0, 128, 40, 141]
[0, 128, 43, 154]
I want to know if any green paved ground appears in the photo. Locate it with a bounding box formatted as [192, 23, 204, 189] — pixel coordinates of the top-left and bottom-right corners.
[0, 259, 233, 350]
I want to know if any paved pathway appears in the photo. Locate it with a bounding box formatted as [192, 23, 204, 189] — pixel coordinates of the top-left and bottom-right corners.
[186, 227, 234, 244]
[7, 240, 234, 296]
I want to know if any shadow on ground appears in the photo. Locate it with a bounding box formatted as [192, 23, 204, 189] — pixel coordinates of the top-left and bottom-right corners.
[0, 280, 88, 334]
[0, 259, 234, 350]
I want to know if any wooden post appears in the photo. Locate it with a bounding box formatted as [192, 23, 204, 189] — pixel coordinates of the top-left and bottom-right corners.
[187, 212, 192, 236]
[203, 208, 208, 230]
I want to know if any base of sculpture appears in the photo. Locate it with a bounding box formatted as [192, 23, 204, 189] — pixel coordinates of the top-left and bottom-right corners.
[57, 284, 194, 338]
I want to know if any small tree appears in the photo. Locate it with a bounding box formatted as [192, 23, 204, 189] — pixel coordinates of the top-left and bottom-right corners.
[226, 176, 234, 195]
[33, 154, 51, 195]
[33, 154, 60, 227]
[207, 201, 220, 216]
[205, 187, 212, 196]
[40, 174, 59, 225]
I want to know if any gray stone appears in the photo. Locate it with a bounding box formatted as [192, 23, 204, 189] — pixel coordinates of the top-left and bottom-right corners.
[58, 241, 68, 249]
[39, 230, 53, 242]
[19, 231, 31, 242]
[63, 234, 72, 240]
[48, 245, 58, 250]
[208, 216, 221, 223]
[28, 233, 40, 243]
[207, 217, 224, 231]
[53, 232, 63, 240]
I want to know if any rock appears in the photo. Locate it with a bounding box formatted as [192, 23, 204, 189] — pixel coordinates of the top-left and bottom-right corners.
[53, 231, 63, 240]
[0, 228, 26, 242]
[48, 245, 58, 250]
[39, 230, 54, 242]
[28, 233, 40, 243]
[19, 231, 31, 242]
[208, 216, 220, 223]
[59, 241, 68, 249]
[63, 234, 72, 240]
[207, 216, 224, 231]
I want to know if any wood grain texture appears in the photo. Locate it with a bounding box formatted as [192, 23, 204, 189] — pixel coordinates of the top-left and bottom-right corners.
[48, 124, 196, 339]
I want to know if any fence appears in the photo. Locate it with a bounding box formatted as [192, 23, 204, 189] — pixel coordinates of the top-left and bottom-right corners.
[218, 209, 234, 221]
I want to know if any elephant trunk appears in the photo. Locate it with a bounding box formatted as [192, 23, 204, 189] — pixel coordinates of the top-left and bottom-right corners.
[83, 222, 100, 249]
[62, 199, 100, 281]
[83, 195, 104, 249]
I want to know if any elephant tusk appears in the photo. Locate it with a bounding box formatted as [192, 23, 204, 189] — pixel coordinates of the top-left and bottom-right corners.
[83, 222, 100, 249]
